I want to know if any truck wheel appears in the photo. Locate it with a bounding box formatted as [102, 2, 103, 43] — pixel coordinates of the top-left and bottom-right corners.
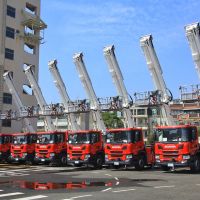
[135, 155, 145, 170]
[161, 166, 170, 171]
[94, 155, 103, 169]
[190, 156, 200, 173]
[61, 155, 67, 166]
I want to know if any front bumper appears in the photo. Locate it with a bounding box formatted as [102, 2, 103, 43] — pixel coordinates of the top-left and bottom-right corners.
[156, 160, 190, 168]
[34, 156, 55, 163]
[105, 158, 136, 166]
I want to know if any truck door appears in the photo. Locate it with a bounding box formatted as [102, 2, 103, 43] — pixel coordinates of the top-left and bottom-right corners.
[91, 133, 101, 154]
[134, 131, 144, 154]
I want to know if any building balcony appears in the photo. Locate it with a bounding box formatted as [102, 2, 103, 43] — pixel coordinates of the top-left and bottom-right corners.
[18, 32, 43, 45]
[21, 9, 47, 30]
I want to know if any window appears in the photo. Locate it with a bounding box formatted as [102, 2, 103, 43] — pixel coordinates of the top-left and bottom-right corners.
[2, 119, 11, 127]
[137, 109, 145, 115]
[25, 3, 37, 15]
[5, 48, 14, 60]
[3, 93, 12, 104]
[6, 27, 15, 39]
[7, 5, 16, 18]
[24, 43, 35, 54]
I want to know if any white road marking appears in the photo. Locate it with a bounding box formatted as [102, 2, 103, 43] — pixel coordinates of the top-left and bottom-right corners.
[101, 187, 112, 192]
[105, 174, 112, 177]
[112, 188, 136, 193]
[196, 184, 200, 186]
[116, 181, 120, 185]
[114, 177, 119, 181]
[154, 185, 175, 189]
[63, 194, 93, 200]
[0, 190, 3, 192]
[0, 192, 24, 198]
[11, 195, 48, 200]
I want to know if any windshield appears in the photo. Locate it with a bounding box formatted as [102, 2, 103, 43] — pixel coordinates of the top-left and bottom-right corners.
[106, 131, 135, 144]
[155, 128, 196, 142]
[37, 134, 54, 144]
[68, 133, 90, 144]
[13, 135, 27, 144]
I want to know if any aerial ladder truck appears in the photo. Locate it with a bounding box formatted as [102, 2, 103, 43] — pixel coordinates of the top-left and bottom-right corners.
[185, 22, 200, 80]
[103, 45, 155, 170]
[140, 35, 200, 172]
[24, 66, 68, 166]
[3, 71, 37, 164]
[67, 52, 106, 169]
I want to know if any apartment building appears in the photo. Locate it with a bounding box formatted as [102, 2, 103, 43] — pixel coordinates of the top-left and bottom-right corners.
[0, 0, 46, 133]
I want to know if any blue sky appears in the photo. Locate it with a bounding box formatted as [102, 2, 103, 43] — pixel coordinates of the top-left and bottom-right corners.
[40, 0, 200, 103]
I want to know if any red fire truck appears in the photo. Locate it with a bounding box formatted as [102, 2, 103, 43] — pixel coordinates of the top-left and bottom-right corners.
[9, 132, 37, 164]
[34, 131, 68, 166]
[67, 130, 104, 169]
[154, 125, 200, 172]
[0, 133, 12, 162]
[105, 128, 155, 170]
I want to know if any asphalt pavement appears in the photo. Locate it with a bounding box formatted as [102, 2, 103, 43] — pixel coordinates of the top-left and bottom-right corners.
[0, 164, 199, 200]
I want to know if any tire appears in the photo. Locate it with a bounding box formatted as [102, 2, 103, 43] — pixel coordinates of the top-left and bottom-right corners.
[94, 155, 103, 169]
[161, 166, 170, 171]
[60, 155, 67, 166]
[135, 155, 145, 170]
[190, 156, 200, 173]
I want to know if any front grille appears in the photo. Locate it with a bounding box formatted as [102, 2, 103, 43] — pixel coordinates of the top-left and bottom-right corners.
[110, 151, 123, 154]
[163, 151, 178, 155]
[72, 154, 82, 157]
[72, 151, 82, 154]
[14, 150, 21, 153]
[111, 154, 123, 158]
[39, 150, 48, 154]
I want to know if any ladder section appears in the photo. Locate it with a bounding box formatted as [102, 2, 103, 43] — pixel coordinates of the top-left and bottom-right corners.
[24, 65, 55, 131]
[73, 53, 106, 133]
[103, 45, 135, 128]
[185, 22, 200, 80]
[3, 71, 35, 132]
[48, 60, 80, 130]
[140, 34, 175, 125]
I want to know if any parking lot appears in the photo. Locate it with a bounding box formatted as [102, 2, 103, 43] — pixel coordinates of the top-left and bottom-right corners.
[0, 164, 199, 200]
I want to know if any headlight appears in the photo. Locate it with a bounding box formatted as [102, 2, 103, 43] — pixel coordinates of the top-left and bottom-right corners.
[126, 154, 133, 159]
[155, 155, 160, 160]
[183, 155, 190, 160]
[67, 154, 70, 158]
[23, 153, 27, 156]
[0, 152, 2, 155]
[50, 153, 55, 157]
[105, 154, 108, 159]
[85, 154, 90, 160]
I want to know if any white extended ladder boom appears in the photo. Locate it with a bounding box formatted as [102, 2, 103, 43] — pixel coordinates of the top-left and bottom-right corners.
[140, 34, 175, 125]
[24, 65, 55, 131]
[3, 71, 35, 132]
[103, 45, 135, 128]
[48, 60, 80, 131]
[185, 22, 200, 80]
[73, 53, 106, 133]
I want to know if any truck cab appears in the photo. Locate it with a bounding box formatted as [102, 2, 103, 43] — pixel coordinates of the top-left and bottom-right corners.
[0, 134, 12, 162]
[154, 125, 200, 172]
[67, 130, 104, 169]
[10, 133, 37, 164]
[34, 131, 68, 166]
[105, 128, 155, 170]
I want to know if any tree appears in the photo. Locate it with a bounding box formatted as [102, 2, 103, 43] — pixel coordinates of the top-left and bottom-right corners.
[102, 112, 124, 129]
